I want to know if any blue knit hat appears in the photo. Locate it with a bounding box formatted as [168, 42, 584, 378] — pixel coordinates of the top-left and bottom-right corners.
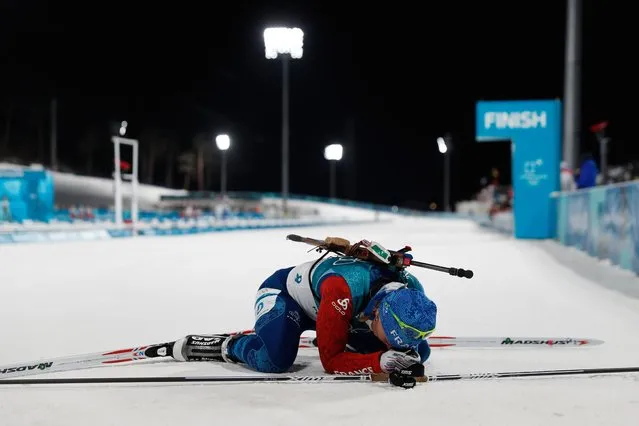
[379, 288, 437, 349]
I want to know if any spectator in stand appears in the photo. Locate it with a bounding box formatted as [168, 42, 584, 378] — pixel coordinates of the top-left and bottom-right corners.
[1, 195, 11, 221]
[576, 153, 598, 189]
[560, 161, 577, 192]
[84, 207, 96, 220]
[69, 205, 80, 219]
[182, 205, 194, 218]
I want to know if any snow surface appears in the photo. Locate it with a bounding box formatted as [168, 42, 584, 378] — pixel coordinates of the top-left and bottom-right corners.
[1, 217, 639, 426]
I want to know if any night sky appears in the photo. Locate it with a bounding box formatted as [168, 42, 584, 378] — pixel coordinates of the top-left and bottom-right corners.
[0, 1, 634, 209]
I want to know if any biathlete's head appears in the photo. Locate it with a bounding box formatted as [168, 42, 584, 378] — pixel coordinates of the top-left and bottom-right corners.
[365, 285, 437, 350]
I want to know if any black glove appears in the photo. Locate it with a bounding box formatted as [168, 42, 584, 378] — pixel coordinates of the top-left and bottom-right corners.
[388, 363, 424, 389]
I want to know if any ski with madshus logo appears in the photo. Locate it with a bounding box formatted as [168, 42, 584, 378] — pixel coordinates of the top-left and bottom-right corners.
[298, 335, 603, 349]
[424, 336, 604, 348]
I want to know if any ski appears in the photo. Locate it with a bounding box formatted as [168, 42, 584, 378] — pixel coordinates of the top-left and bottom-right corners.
[0, 334, 604, 380]
[0, 341, 174, 380]
[1, 365, 637, 386]
[0, 330, 283, 380]
[423, 336, 604, 348]
[297, 335, 605, 349]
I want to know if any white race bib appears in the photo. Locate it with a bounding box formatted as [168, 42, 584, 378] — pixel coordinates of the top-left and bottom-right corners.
[286, 260, 320, 320]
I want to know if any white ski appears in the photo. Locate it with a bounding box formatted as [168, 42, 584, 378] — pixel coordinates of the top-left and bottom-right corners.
[424, 336, 605, 348]
[0, 342, 173, 379]
[298, 335, 605, 349]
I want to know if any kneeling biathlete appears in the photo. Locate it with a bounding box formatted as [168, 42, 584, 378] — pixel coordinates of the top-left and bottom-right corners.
[167, 237, 437, 377]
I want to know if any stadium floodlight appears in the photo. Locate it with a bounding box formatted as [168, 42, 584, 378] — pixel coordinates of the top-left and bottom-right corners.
[263, 26, 304, 215]
[437, 136, 452, 212]
[215, 134, 231, 151]
[263, 27, 304, 59]
[324, 143, 343, 199]
[215, 134, 231, 197]
[437, 137, 448, 154]
[324, 144, 343, 161]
